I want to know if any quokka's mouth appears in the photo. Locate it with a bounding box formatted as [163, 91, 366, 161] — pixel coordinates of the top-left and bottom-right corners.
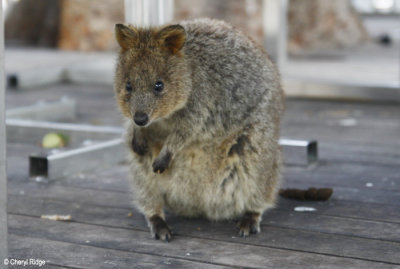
[133, 120, 151, 128]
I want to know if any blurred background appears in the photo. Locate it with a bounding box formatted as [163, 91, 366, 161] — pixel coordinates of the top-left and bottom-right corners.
[2, 0, 399, 101]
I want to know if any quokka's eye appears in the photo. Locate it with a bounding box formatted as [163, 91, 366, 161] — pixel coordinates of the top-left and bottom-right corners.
[126, 81, 133, 92]
[154, 81, 164, 94]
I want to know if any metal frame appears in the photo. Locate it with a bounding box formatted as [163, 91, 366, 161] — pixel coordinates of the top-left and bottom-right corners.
[0, 1, 8, 264]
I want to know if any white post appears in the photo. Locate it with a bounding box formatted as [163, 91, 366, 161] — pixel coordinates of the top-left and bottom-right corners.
[0, 0, 8, 266]
[124, 0, 174, 26]
[262, 0, 288, 69]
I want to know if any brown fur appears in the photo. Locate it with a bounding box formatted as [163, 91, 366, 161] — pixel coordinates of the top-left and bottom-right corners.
[114, 18, 284, 241]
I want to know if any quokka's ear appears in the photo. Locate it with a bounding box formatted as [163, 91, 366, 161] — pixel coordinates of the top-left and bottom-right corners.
[157, 24, 186, 54]
[115, 24, 138, 50]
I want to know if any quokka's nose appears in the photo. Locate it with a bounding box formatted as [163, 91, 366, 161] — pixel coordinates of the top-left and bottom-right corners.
[134, 112, 149, 126]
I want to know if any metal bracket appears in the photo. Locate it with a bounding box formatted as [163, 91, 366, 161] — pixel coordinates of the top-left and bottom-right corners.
[279, 139, 318, 166]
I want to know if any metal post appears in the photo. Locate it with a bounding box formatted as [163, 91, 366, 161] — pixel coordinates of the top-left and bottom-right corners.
[0, 1, 9, 266]
[262, 0, 288, 68]
[124, 0, 174, 26]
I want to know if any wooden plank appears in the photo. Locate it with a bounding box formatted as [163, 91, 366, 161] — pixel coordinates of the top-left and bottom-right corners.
[8, 196, 400, 264]
[168, 218, 400, 265]
[7, 133, 400, 205]
[281, 100, 400, 145]
[6, 142, 130, 193]
[261, 210, 400, 242]
[283, 163, 400, 193]
[8, 215, 396, 268]
[9, 194, 400, 243]
[0, 2, 8, 264]
[6, 141, 400, 208]
[283, 99, 400, 125]
[7, 131, 399, 194]
[276, 198, 400, 224]
[280, 181, 400, 206]
[8, 182, 133, 209]
[282, 123, 400, 146]
[9, 234, 229, 269]
[10, 188, 400, 226]
[9, 169, 400, 212]
[55, 167, 130, 193]
[319, 141, 400, 167]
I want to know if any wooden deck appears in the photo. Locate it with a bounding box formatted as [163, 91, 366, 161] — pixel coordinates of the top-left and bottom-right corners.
[6, 81, 400, 268]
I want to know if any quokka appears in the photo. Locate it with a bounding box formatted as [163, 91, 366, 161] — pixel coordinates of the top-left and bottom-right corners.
[114, 18, 284, 241]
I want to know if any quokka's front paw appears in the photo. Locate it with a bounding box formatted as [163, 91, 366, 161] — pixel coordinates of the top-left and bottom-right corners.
[152, 151, 171, 174]
[149, 215, 172, 242]
[132, 134, 148, 156]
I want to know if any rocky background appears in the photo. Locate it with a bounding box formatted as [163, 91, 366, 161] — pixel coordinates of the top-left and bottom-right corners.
[5, 0, 369, 54]
[288, 0, 369, 54]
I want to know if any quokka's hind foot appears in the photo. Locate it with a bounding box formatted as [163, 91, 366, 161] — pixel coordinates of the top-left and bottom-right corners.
[149, 215, 172, 242]
[237, 212, 261, 237]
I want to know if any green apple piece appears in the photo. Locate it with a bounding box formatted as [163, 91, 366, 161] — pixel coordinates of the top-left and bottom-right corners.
[42, 133, 68, 148]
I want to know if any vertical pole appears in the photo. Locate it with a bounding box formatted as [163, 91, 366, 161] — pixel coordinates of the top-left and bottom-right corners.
[124, 0, 174, 26]
[262, 0, 288, 69]
[0, 0, 8, 266]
